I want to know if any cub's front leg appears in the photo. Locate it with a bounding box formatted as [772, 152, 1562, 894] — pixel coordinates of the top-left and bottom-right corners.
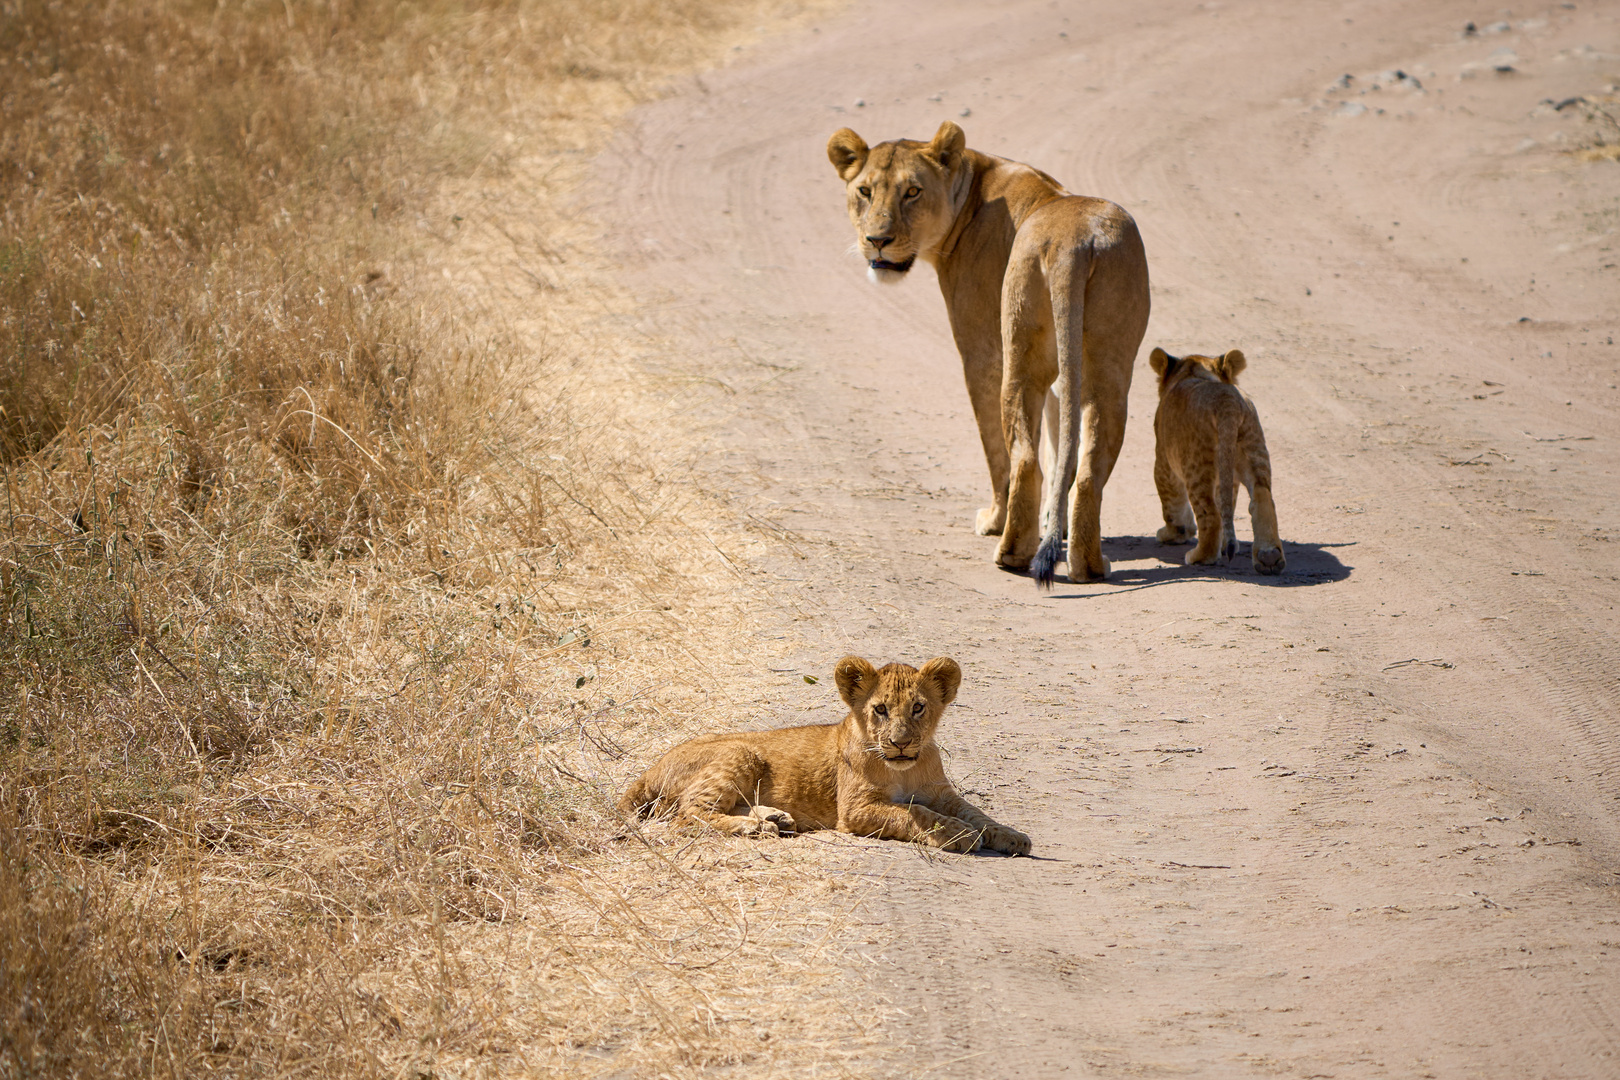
[840, 798, 983, 853]
[926, 787, 1032, 856]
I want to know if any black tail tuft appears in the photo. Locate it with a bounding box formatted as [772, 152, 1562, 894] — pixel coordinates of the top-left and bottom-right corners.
[1030, 529, 1065, 591]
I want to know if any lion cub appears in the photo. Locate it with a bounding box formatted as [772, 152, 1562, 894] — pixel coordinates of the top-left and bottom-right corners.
[1149, 347, 1285, 575]
[618, 656, 1032, 856]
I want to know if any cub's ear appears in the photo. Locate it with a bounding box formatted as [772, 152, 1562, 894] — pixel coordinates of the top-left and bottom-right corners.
[918, 657, 962, 707]
[1218, 348, 1247, 382]
[1149, 347, 1178, 379]
[834, 656, 879, 707]
[927, 120, 966, 171]
[827, 129, 870, 182]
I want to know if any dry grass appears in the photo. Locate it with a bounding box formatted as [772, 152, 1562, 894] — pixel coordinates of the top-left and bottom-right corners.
[0, 1, 880, 1076]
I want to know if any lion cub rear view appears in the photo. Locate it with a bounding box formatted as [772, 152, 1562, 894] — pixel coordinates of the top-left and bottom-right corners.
[1150, 347, 1285, 575]
[619, 656, 1031, 856]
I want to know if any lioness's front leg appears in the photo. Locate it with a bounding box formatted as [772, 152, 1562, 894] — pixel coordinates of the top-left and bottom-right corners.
[840, 798, 982, 853]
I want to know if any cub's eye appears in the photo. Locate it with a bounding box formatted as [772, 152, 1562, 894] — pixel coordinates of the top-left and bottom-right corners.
[904, 185, 921, 199]
[911, 701, 925, 716]
[857, 186, 872, 199]
[872, 703, 888, 717]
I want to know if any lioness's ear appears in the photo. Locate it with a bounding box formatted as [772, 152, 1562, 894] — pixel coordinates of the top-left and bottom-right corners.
[827, 129, 869, 182]
[928, 120, 966, 171]
[834, 656, 878, 707]
[918, 657, 962, 707]
[1219, 349, 1247, 381]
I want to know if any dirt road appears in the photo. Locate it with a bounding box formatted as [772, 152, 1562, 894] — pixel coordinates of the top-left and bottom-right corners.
[592, 1, 1620, 1074]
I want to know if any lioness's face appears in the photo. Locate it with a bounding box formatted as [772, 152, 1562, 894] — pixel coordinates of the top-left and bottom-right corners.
[827, 121, 968, 284]
[834, 656, 962, 771]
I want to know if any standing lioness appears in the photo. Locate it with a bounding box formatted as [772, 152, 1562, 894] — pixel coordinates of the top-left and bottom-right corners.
[618, 656, 1031, 855]
[827, 121, 1150, 585]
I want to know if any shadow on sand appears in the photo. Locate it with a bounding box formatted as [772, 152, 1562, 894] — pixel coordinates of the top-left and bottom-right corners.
[1018, 534, 1354, 599]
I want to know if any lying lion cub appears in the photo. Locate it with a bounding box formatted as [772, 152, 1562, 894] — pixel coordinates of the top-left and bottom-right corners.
[1149, 347, 1286, 575]
[618, 656, 1032, 855]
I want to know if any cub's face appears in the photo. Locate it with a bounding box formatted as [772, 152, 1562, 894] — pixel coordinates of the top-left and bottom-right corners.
[834, 656, 962, 771]
[827, 121, 968, 284]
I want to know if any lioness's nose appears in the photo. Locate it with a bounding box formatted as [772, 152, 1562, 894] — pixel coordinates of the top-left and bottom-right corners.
[865, 234, 893, 251]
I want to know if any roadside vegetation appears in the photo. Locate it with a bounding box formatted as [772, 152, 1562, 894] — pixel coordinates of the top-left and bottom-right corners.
[0, 1, 864, 1076]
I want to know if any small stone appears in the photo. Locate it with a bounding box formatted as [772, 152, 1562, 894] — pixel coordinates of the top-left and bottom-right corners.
[960, 106, 972, 117]
[928, 92, 943, 102]
[1335, 101, 1368, 117]
[854, 98, 866, 107]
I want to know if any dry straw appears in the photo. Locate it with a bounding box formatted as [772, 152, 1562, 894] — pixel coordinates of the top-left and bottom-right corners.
[1, 1, 882, 1076]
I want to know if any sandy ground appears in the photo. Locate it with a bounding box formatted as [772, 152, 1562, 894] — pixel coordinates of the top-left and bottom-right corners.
[586, 1, 1620, 1075]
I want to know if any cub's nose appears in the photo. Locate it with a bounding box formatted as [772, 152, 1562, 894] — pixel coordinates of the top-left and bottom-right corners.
[865, 234, 893, 251]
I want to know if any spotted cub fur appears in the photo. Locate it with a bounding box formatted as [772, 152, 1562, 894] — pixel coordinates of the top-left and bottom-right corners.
[1149, 347, 1285, 575]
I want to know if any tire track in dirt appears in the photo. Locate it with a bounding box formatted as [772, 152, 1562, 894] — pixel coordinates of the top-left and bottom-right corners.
[592, 1, 1620, 1075]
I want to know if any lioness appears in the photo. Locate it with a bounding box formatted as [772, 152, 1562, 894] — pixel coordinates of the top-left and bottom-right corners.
[1149, 347, 1285, 575]
[827, 121, 1150, 586]
[617, 656, 1032, 855]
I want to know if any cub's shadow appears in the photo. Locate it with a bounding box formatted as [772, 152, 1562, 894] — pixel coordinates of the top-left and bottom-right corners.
[1025, 534, 1353, 598]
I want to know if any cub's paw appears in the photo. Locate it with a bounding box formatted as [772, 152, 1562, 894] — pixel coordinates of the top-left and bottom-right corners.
[1156, 523, 1192, 544]
[736, 817, 781, 838]
[1185, 544, 1222, 567]
[974, 505, 1006, 537]
[749, 805, 797, 834]
[1252, 543, 1286, 576]
[982, 824, 1032, 857]
[930, 820, 983, 854]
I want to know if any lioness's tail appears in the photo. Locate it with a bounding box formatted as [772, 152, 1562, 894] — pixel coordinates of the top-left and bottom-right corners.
[1031, 244, 1090, 590]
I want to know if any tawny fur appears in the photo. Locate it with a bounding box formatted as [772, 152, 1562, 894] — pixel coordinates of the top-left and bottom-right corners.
[827, 122, 1151, 586]
[1148, 347, 1286, 575]
[618, 657, 1032, 856]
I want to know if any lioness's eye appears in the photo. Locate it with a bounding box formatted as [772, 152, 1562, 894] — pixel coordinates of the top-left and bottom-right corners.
[857, 186, 871, 199]
[904, 185, 921, 199]
[873, 703, 888, 716]
[911, 701, 924, 716]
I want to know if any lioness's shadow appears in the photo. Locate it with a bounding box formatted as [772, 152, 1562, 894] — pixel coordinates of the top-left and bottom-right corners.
[1013, 534, 1353, 598]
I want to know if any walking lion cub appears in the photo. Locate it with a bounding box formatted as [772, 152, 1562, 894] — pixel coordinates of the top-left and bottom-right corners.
[1149, 347, 1285, 575]
[618, 656, 1032, 855]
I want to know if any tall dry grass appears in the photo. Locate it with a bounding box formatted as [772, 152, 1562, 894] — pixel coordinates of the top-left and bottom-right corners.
[0, 1, 875, 1077]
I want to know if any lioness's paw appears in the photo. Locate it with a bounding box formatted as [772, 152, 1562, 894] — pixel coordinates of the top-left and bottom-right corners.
[1068, 556, 1110, 583]
[749, 805, 797, 834]
[1156, 524, 1191, 544]
[974, 506, 1006, 537]
[983, 825, 1032, 857]
[1253, 544, 1286, 576]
